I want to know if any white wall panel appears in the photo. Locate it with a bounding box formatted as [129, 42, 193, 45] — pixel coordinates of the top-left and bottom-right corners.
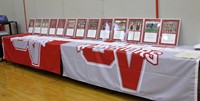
[0, 0, 15, 20]
[4, 0, 200, 45]
[26, 0, 64, 18]
[64, 0, 103, 18]
[13, 0, 26, 33]
[104, 0, 155, 18]
[160, 0, 200, 45]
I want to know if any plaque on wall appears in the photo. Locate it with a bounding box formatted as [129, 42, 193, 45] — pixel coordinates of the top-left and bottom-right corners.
[159, 19, 181, 46]
[86, 19, 99, 39]
[56, 19, 66, 36]
[98, 19, 113, 40]
[40, 19, 50, 35]
[112, 18, 127, 41]
[127, 19, 143, 43]
[34, 19, 42, 35]
[48, 19, 57, 36]
[142, 19, 161, 44]
[65, 19, 76, 37]
[75, 19, 87, 38]
[28, 19, 35, 34]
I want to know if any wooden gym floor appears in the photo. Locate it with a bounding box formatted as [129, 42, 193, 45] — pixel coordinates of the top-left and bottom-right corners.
[0, 61, 198, 101]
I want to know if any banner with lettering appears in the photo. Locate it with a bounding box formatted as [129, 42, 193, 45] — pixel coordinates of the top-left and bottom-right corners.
[61, 42, 198, 101]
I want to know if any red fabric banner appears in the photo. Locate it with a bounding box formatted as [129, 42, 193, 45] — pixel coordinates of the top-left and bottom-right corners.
[2, 34, 68, 74]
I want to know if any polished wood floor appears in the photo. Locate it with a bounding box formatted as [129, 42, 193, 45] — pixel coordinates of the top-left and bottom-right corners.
[0, 61, 151, 101]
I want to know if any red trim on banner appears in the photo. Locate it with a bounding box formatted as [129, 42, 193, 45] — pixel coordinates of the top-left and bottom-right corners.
[23, 0, 28, 33]
[156, 0, 159, 18]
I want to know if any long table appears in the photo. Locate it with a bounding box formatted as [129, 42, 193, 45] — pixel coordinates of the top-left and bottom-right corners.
[2, 34, 200, 101]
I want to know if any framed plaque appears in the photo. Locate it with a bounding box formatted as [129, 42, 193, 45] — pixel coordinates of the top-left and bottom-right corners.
[86, 19, 99, 39]
[56, 19, 66, 36]
[127, 19, 143, 43]
[112, 18, 127, 41]
[65, 19, 76, 37]
[40, 19, 49, 36]
[28, 19, 35, 34]
[34, 19, 42, 35]
[142, 19, 161, 44]
[75, 19, 87, 38]
[48, 19, 57, 36]
[98, 19, 113, 40]
[159, 19, 181, 46]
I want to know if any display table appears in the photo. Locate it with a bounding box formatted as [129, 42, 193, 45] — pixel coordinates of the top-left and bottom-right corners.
[2, 34, 200, 101]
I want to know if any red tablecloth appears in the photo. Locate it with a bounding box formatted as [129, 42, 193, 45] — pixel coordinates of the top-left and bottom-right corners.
[2, 34, 68, 74]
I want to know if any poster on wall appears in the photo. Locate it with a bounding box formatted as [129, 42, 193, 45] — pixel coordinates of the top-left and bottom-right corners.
[127, 19, 143, 42]
[112, 18, 127, 41]
[159, 19, 181, 46]
[75, 19, 87, 38]
[56, 19, 66, 36]
[34, 19, 42, 35]
[48, 19, 57, 36]
[142, 19, 161, 44]
[40, 19, 50, 35]
[86, 19, 99, 39]
[65, 19, 76, 37]
[28, 19, 35, 34]
[98, 19, 113, 40]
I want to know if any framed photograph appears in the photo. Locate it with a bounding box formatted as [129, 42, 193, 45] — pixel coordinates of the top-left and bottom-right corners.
[34, 19, 42, 35]
[56, 19, 66, 36]
[40, 19, 50, 36]
[65, 19, 76, 37]
[127, 19, 143, 42]
[75, 19, 87, 38]
[142, 19, 161, 44]
[112, 18, 127, 41]
[98, 19, 113, 40]
[159, 19, 181, 46]
[48, 19, 57, 36]
[28, 19, 35, 34]
[86, 19, 99, 39]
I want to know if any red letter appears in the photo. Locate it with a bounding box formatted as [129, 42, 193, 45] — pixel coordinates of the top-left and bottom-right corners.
[116, 50, 144, 91]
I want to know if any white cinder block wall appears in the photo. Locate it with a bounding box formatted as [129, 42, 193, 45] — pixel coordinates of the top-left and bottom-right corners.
[0, 0, 199, 45]
[160, 0, 200, 45]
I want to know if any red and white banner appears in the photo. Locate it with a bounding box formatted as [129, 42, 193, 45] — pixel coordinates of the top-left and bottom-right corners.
[2, 34, 68, 74]
[61, 42, 199, 101]
[2, 34, 199, 101]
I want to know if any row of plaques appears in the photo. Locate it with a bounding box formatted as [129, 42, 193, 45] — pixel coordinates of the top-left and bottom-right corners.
[28, 18, 181, 46]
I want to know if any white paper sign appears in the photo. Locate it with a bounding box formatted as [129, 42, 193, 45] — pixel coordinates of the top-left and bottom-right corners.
[57, 28, 64, 36]
[113, 31, 125, 40]
[128, 31, 141, 41]
[144, 33, 157, 43]
[76, 29, 85, 37]
[87, 30, 97, 38]
[41, 28, 48, 34]
[134, 32, 141, 41]
[100, 30, 110, 39]
[128, 31, 134, 40]
[161, 33, 176, 44]
[49, 28, 56, 35]
[28, 27, 33, 33]
[34, 27, 41, 33]
[66, 29, 74, 36]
